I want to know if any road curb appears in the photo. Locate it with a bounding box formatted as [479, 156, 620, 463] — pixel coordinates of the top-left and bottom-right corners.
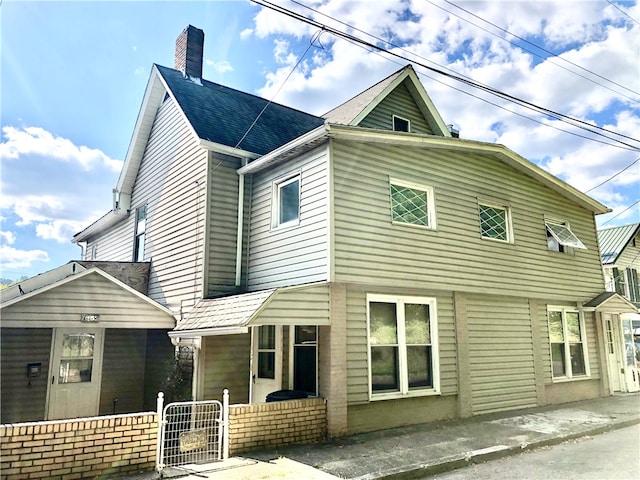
[361, 416, 640, 480]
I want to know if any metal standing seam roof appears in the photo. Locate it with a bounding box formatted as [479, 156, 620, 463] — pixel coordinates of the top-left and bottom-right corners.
[174, 289, 277, 332]
[156, 65, 325, 156]
[597, 223, 640, 265]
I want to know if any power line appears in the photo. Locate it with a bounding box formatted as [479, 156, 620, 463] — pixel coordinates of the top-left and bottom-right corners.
[601, 199, 640, 226]
[437, 0, 640, 101]
[586, 158, 640, 192]
[259, 0, 640, 151]
[605, 0, 640, 26]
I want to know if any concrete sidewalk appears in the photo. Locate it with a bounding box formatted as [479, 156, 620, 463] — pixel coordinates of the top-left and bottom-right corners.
[119, 393, 640, 480]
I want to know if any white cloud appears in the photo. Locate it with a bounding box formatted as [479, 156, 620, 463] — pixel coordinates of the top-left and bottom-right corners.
[240, 28, 254, 40]
[0, 126, 122, 172]
[35, 220, 88, 244]
[206, 59, 234, 73]
[0, 245, 49, 270]
[0, 231, 16, 246]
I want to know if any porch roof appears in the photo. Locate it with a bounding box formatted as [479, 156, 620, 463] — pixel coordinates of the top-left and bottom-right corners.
[583, 291, 638, 313]
[170, 282, 331, 338]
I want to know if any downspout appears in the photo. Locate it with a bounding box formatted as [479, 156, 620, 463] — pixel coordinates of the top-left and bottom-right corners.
[235, 158, 248, 286]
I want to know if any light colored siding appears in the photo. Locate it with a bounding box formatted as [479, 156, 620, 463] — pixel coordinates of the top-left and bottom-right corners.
[247, 146, 330, 289]
[99, 329, 146, 415]
[89, 219, 132, 262]
[331, 139, 604, 301]
[345, 284, 457, 405]
[1, 273, 174, 329]
[128, 98, 209, 314]
[255, 283, 330, 326]
[359, 82, 434, 134]
[202, 333, 250, 405]
[466, 295, 537, 414]
[617, 231, 640, 269]
[206, 155, 242, 296]
[0, 328, 52, 423]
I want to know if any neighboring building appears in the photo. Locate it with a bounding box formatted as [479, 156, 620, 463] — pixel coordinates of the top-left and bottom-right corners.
[8, 25, 634, 432]
[0, 262, 176, 423]
[597, 223, 640, 393]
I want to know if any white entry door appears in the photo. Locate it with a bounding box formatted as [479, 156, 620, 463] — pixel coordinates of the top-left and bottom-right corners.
[603, 314, 623, 393]
[47, 328, 104, 420]
[251, 325, 281, 403]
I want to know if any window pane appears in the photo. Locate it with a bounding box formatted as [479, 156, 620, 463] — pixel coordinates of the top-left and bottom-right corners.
[258, 352, 275, 379]
[407, 345, 432, 389]
[294, 345, 316, 395]
[545, 222, 586, 249]
[258, 326, 275, 349]
[62, 333, 94, 358]
[569, 344, 585, 375]
[551, 343, 566, 376]
[369, 302, 397, 345]
[404, 304, 430, 344]
[295, 325, 317, 344]
[371, 346, 399, 392]
[279, 179, 299, 224]
[391, 184, 428, 227]
[548, 311, 564, 343]
[393, 117, 409, 132]
[59, 359, 93, 383]
[566, 312, 581, 343]
[479, 205, 507, 240]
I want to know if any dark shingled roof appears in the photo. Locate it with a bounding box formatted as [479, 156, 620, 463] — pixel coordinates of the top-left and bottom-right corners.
[157, 65, 325, 155]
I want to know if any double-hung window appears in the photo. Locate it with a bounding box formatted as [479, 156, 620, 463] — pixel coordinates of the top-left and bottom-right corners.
[390, 179, 436, 229]
[548, 307, 589, 380]
[133, 205, 147, 262]
[272, 173, 300, 228]
[545, 220, 586, 252]
[367, 295, 439, 399]
[478, 202, 512, 242]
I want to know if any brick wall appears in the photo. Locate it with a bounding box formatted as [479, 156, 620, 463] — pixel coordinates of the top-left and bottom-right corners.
[228, 398, 326, 455]
[0, 413, 157, 480]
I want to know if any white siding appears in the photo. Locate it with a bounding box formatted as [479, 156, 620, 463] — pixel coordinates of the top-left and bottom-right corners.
[331, 140, 605, 301]
[247, 146, 330, 289]
[90, 218, 132, 261]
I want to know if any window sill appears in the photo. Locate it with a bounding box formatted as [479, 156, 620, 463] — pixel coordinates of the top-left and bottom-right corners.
[551, 375, 591, 383]
[391, 220, 437, 231]
[480, 236, 513, 245]
[369, 388, 440, 401]
[271, 220, 300, 232]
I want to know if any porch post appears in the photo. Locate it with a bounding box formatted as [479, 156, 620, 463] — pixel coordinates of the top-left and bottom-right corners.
[155, 392, 164, 473]
[222, 388, 230, 459]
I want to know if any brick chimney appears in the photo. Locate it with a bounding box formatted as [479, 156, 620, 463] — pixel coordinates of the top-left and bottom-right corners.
[175, 25, 204, 80]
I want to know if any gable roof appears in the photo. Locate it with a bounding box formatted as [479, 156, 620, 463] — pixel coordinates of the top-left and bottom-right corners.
[322, 65, 451, 137]
[598, 223, 640, 265]
[583, 291, 638, 312]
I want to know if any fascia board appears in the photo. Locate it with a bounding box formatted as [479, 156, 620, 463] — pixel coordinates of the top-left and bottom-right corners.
[405, 68, 451, 137]
[1, 267, 177, 320]
[328, 125, 609, 215]
[199, 139, 259, 159]
[73, 209, 128, 243]
[168, 326, 249, 337]
[350, 68, 410, 126]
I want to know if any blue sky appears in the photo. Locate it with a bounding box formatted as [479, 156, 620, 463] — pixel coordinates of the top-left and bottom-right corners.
[1, 0, 639, 280]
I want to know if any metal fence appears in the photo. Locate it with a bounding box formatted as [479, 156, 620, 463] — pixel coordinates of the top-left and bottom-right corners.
[156, 390, 229, 475]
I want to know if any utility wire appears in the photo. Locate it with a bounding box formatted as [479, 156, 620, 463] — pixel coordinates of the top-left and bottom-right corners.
[601, 199, 640, 226]
[259, 0, 640, 151]
[438, 0, 640, 100]
[586, 158, 640, 192]
[605, 0, 640, 25]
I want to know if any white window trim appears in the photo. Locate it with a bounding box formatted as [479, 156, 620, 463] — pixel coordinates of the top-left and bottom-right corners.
[478, 201, 513, 244]
[545, 219, 585, 251]
[389, 178, 437, 230]
[271, 172, 301, 230]
[392, 115, 411, 132]
[366, 294, 440, 401]
[547, 306, 591, 382]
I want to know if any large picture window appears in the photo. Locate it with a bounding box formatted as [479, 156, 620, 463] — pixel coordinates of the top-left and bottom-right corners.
[390, 179, 436, 229]
[548, 307, 589, 380]
[367, 295, 439, 399]
[272, 173, 300, 228]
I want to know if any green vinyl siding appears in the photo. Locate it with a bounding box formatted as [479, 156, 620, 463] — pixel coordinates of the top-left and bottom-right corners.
[255, 283, 330, 326]
[359, 82, 435, 134]
[331, 139, 604, 301]
[203, 334, 250, 405]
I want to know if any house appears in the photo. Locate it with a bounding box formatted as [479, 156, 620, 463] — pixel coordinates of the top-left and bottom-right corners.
[596, 223, 640, 392]
[0, 261, 177, 423]
[58, 25, 638, 436]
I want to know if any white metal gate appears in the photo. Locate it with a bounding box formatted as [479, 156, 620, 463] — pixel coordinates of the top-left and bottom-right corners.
[156, 389, 229, 475]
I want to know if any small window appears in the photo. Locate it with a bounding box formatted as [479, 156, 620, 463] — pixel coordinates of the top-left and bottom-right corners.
[548, 307, 589, 380]
[389, 179, 436, 229]
[478, 203, 511, 242]
[272, 174, 300, 228]
[292, 326, 317, 396]
[367, 294, 439, 399]
[392, 115, 410, 132]
[546, 222, 586, 252]
[626, 268, 639, 303]
[133, 205, 147, 262]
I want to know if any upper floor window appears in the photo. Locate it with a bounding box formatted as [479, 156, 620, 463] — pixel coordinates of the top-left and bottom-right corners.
[478, 202, 512, 243]
[545, 221, 586, 252]
[272, 173, 300, 229]
[389, 179, 436, 229]
[367, 294, 439, 400]
[133, 205, 147, 262]
[392, 115, 410, 132]
[548, 307, 589, 380]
